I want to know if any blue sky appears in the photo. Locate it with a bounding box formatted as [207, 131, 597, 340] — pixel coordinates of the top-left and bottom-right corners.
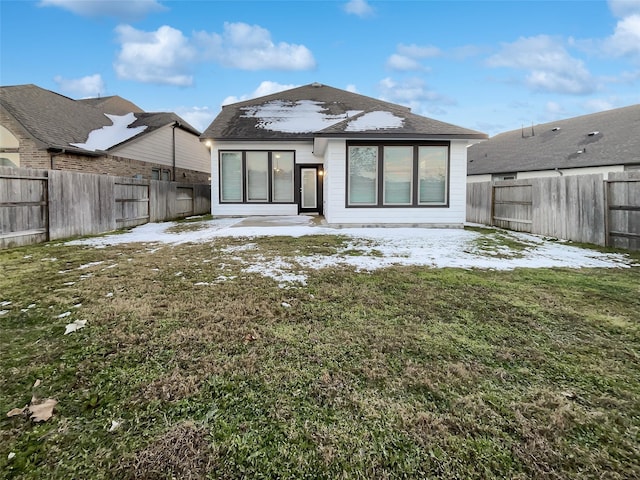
[1, 0, 639, 136]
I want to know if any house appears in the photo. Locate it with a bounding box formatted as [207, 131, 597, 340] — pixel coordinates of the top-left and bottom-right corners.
[467, 104, 640, 182]
[201, 83, 487, 226]
[0, 84, 210, 183]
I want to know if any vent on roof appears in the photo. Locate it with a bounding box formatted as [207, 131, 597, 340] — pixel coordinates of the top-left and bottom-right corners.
[311, 82, 323, 88]
[551, 127, 560, 132]
[588, 131, 599, 136]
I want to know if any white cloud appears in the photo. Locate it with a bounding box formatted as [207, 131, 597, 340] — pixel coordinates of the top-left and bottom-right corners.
[487, 35, 596, 94]
[583, 98, 616, 112]
[386, 43, 440, 71]
[386, 54, 423, 71]
[345, 84, 358, 93]
[39, 0, 166, 20]
[608, 0, 640, 18]
[173, 106, 217, 133]
[114, 25, 196, 86]
[54, 74, 105, 97]
[397, 43, 441, 59]
[222, 81, 299, 106]
[604, 14, 640, 59]
[378, 77, 455, 115]
[344, 0, 374, 17]
[194, 22, 316, 70]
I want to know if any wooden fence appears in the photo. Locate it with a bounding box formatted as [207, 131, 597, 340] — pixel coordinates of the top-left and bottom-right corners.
[0, 167, 211, 249]
[466, 171, 640, 250]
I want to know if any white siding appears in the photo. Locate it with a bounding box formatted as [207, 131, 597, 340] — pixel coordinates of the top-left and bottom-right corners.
[210, 140, 320, 216]
[467, 165, 626, 183]
[111, 125, 210, 173]
[323, 139, 468, 227]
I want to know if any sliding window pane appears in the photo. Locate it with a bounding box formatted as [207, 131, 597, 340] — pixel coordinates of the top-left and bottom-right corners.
[220, 152, 242, 202]
[383, 146, 412, 205]
[348, 146, 377, 205]
[246, 152, 268, 202]
[272, 152, 294, 202]
[418, 146, 447, 204]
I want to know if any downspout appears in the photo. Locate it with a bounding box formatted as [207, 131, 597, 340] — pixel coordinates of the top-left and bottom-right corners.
[49, 148, 67, 169]
[172, 123, 177, 181]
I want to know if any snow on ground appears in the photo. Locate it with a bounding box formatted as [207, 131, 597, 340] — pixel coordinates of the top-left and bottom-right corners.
[67, 216, 637, 287]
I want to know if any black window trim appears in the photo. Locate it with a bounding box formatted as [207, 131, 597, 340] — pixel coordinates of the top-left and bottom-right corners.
[345, 140, 450, 209]
[218, 149, 296, 204]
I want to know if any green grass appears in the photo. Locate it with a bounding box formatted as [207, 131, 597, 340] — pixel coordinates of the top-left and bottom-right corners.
[1, 236, 639, 479]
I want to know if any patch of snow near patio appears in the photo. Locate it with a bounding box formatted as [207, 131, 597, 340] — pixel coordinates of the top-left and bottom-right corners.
[70, 113, 147, 151]
[241, 100, 363, 133]
[69, 216, 636, 285]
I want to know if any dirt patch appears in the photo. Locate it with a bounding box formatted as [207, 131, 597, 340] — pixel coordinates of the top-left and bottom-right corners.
[118, 422, 217, 480]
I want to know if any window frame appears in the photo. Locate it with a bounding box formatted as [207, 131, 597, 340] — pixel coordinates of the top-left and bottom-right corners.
[218, 150, 296, 204]
[345, 141, 450, 208]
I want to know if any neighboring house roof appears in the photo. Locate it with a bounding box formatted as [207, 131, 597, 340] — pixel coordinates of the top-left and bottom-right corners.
[468, 104, 640, 175]
[77, 95, 144, 115]
[201, 83, 487, 141]
[0, 84, 199, 154]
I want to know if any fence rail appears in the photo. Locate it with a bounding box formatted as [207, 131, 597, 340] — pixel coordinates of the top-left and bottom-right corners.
[0, 167, 211, 249]
[467, 171, 640, 251]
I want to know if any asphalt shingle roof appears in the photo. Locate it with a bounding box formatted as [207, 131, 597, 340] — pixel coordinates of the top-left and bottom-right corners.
[467, 104, 640, 175]
[201, 83, 487, 141]
[1, 84, 200, 154]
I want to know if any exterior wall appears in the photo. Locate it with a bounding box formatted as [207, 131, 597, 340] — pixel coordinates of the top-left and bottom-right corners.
[323, 139, 468, 227]
[210, 140, 317, 216]
[112, 125, 211, 174]
[468, 165, 626, 183]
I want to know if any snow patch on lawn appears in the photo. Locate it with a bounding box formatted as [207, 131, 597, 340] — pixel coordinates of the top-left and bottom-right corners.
[68, 216, 637, 286]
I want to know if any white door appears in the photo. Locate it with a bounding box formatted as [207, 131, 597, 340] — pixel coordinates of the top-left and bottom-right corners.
[301, 168, 317, 209]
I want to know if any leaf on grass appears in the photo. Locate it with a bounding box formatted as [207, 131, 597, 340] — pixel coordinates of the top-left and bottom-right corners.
[29, 399, 57, 422]
[33, 379, 41, 388]
[64, 319, 87, 335]
[109, 420, 121, 432]
[281, 302, 291, 308]
[57, 311, 71, 318]
[7, 406, 27, 417]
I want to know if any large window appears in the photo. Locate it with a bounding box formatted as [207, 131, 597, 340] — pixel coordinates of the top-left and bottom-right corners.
[219, 150, 294, 203]
[347, 143, 449, 207]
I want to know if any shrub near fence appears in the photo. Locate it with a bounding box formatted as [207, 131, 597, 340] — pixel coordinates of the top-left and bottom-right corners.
[466, 171, 640, 250]
[0, 167, 211, 249]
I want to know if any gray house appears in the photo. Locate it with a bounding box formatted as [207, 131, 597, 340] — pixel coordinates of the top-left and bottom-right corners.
[467, 104, 640, 182]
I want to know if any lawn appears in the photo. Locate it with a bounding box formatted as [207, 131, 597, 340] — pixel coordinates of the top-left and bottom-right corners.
[1, 226, 639, 479]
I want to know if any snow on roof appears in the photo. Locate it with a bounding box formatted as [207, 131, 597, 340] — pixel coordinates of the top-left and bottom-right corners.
[70, 112, 147, 151]
[240, 100, 363, 133]
[345, 111, 404, 132]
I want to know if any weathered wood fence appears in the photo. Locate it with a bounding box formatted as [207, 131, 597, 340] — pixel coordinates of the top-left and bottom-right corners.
[467, 171, 640, 250]
[0, 167, 211, 249]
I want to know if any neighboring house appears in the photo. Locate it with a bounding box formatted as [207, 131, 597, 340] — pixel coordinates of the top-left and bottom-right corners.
[201, 83, 487, 226]
[0, 84, 210, 183]
[467, 104, 640, 182]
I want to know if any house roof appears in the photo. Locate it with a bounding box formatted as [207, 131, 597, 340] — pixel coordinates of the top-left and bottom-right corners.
[201, 83, 487, 141]
[467, 104, 640, 175]
[77, 95, 144, 115]
[0, 84, 200, 154]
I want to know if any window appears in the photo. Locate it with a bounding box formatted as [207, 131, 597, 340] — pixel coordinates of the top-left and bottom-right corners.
[219, 150, 295, 203]
[418, 146, 448, 204]
[152, 168, 172, 181]
[348, 146, 378, 205]
[383, 146, 413, 205]
[272, 152, 294, 202]
[246, 152, 268, 202]
[347, 143, 449, 207]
